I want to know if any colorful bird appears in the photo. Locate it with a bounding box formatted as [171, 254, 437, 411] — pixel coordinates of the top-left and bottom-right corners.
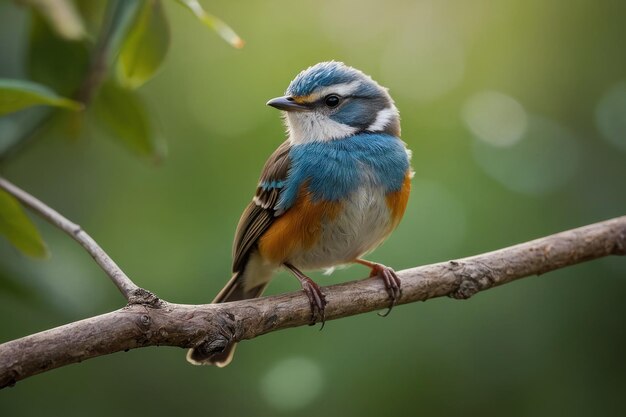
[188, 62, 412, 366]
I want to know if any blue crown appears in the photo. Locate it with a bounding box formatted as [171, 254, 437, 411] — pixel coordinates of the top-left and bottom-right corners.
[287, 61, 378, 97]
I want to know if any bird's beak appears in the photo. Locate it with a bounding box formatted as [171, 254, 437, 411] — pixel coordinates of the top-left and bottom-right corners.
[266, 96, 310, 112]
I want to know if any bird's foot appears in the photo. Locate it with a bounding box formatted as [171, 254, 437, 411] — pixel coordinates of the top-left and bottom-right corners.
[284, 263, 327, 328]
[356, 259, 402, 316]
[299, 276, 328, 328]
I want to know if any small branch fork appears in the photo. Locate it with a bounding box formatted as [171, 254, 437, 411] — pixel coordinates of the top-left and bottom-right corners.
[0, 176, 624, 389]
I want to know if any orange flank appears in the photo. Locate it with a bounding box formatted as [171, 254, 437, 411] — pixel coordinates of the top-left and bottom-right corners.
[258, 185, 342, 264]
[385, 172, 412, 230]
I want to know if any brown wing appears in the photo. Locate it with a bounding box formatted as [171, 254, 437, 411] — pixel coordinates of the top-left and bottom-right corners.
[232, 140, 292, 273]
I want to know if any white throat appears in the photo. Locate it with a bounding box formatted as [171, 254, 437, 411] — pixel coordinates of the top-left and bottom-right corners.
[286, 112, 357, 144]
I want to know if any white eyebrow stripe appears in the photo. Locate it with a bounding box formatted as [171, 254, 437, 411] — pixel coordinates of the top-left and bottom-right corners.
[311, 81, 362, 100]
[366, 107, 398, 132]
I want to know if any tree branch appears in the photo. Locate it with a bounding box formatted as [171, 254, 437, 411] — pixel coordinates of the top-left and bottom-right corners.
[1, 215, 624, 388]
[0, 177, 151, 303]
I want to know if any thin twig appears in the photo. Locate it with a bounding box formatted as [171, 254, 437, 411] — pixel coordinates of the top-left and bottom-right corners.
[0, 215, 624, 388]
[0, 176, 148, 302]
[74, 0, 120, 105]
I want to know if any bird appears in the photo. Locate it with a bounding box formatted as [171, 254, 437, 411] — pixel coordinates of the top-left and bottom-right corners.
[187, 61, 412, 367]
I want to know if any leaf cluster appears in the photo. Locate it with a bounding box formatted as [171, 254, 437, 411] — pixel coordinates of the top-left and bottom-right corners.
[0, 0, 243, 257]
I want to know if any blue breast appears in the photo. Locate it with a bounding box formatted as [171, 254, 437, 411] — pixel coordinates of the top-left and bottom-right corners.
[277, 134, 409, 212]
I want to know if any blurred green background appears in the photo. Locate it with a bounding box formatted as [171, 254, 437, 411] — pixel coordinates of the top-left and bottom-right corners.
[1, 0, 625, 415]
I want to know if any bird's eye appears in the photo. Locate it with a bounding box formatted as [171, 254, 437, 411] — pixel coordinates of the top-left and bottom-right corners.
[324, 95, 341, 108]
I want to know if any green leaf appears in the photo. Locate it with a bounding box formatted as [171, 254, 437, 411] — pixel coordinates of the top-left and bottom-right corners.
[28, 11, 90, 96]
[74, 0, 108, 34]
[175, 0, 244, 49]
[93, 81, 162, 158]
[0, 189, 48, 259]
[105, 0, 144, 58]
[116, 0, 170, 89]
[0, 79, 83, 116]
[22, 0, 87, 40]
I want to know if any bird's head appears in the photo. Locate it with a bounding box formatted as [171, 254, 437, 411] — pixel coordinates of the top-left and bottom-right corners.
[267, 61, 400, 143]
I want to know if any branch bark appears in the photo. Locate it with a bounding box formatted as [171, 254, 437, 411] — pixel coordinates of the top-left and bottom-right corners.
[1, 215, 624, 389]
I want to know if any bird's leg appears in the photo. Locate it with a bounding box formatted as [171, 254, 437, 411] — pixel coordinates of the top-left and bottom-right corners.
[354, 258, 402, 316]
[284, 263, 327, 328]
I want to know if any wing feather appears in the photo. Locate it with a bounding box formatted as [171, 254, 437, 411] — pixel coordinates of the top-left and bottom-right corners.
[232, 140, 292, 272]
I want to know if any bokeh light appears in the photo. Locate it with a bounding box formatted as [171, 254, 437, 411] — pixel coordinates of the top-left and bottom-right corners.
[260, 357, 324, 411]
[320, 0, 389, 48]
[380, 3, 465, 102]
[472, 116, 581, 195]
[462, 91, 528, 147]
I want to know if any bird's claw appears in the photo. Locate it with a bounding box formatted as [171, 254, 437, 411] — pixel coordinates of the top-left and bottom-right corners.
[369, 263, 402, 316]
[300, 277, 327, 329]
[284, 263, 328, 329]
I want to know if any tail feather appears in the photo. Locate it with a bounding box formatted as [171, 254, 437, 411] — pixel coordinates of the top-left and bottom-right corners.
[212, 271, 262, 304]
[187, 269, 270, 367]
